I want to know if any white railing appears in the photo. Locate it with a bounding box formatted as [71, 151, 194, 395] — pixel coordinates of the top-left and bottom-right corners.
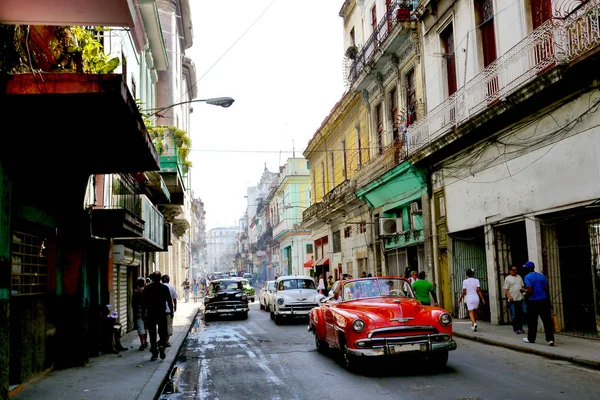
[407, 0, 600, 154]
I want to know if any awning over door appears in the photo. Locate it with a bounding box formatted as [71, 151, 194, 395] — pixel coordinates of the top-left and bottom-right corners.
[314, 258, 329, 267]
[303, 259, 313, 268]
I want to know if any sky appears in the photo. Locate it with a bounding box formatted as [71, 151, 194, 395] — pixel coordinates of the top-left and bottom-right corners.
[186, 0, 346, 230]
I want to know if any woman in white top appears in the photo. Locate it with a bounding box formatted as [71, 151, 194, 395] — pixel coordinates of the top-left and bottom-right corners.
[459, 269, 486, 331]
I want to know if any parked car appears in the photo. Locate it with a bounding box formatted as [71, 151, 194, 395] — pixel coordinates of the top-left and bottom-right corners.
[259, 280, 276, 311]
[242, 272, 253, 283]
[270, 275, 324, 325]
[203, 279, 249, 321]
[307, 277, 456, 371]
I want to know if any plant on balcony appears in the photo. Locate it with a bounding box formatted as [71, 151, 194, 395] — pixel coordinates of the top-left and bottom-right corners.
[2, 25, 119, 74]
[345, 45, 359, 60]
[146, 123, 193, 167]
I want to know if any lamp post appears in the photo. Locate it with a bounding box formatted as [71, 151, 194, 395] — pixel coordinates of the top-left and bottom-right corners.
[143, 96, 235, 115]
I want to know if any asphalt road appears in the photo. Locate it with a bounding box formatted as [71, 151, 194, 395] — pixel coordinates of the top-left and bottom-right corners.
[159, 300, 599, 400]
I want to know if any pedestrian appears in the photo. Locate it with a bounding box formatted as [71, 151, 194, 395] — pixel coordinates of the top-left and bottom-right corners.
[317, 274, 326, 295]
[409, 270, 418, 285]
[192, 279, 199, 303]
[182, 277, 190, 303]
[412, 271, 439, 306]
[522, 261, 555, 346]
[459, 269, 486, 332]
[327, 275, 334, 291]
[143, 271, 173, 361]
[161, 274, 178, 347]
[131, 277, 147, 351]
[503, 265, 526, 334]
[360, 271, 367, 278]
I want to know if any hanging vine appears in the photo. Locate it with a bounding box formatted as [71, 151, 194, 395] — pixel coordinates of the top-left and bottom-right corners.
[144, 119, 193, 167]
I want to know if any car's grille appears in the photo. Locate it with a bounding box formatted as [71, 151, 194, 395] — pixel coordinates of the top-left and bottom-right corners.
[206, 300, 247, 310]
[368, 326, 438, 339]
[279, 303, 317, 312]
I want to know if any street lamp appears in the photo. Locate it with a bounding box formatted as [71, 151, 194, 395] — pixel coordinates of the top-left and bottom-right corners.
[143, 97, 235, 115]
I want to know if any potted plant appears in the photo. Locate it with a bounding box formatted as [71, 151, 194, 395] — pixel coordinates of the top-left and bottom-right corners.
[345, 45, 359, 60]
[397, 1, 412, 19]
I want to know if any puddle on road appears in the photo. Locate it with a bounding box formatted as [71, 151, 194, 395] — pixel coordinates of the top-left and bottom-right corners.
[159, 364, 183, 398]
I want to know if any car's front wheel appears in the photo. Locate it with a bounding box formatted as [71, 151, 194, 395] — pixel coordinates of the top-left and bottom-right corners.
[240, 311, 248, 320]
[341, 342, 357, 372]
[270, 311, 274, 320]
[314, 330, 328, 353]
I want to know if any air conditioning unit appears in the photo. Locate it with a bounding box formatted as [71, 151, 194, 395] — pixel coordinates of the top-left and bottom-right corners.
[410, 202, 422, 214]
[379, 218, 402, 236]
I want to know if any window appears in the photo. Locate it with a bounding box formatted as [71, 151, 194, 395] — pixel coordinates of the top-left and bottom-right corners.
[344, 226, 352, 238]
[358, 222, 367, 234]
[312, 170, 317, 202]
[406, 69, 417, 126]
[11, 231, 49, 295]
[371, 5, 377, 33]
[389, 87, 398, 139]
[376, 104, 384, 154]
[350, 27, 356, 46]
[342, 140, 347, 180]
[441, 24, 457, 97]
[306, 244, 313, 254]
[333, 230, 342, 253]
[321, 162, 326, 197]
[330, 151, 335, 187]
[356, 127, 362, 167]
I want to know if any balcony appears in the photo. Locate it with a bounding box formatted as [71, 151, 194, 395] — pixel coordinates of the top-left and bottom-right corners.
[0, 0, 147, 52]
[406, 0, 600, 155]
[353, 132, 407, 190]
[347, 0, 417, 90]
[114, 194, 166, 250]
[156, 132, 187, 205]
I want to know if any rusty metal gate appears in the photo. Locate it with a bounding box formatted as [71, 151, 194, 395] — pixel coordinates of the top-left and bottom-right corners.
[451, 228, 489, 321]
[541, 214, 599, 338]
[494, 221, 528, 325]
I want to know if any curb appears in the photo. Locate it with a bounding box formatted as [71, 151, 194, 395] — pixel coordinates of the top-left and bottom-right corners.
[137, 308, 200, 400]
[453, 331, 600, 369]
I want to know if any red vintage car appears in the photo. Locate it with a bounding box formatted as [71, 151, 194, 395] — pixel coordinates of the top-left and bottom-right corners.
[307, 277, 456, 371]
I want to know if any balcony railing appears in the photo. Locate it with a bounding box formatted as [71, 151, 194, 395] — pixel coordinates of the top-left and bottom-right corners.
[353, 131, 407, 190]
[347, 0, 418, 86]
[406, 0, 600, 154]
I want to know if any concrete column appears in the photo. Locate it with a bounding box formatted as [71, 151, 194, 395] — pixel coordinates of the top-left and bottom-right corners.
[525, 216, 543, 270]
[421, 193, 434, 282]
[484, 224, 501, 325]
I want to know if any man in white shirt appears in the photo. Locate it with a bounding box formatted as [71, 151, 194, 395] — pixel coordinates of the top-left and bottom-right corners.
[161, 274, 178, 346]
[503, 266, 526, 334]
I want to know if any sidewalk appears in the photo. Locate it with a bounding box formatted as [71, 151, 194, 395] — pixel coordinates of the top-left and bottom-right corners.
[453, 319, 600, 369]
[9, 301, 201, 400]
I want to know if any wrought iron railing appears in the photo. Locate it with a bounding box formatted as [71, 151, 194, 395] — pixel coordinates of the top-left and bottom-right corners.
[406, 0, 600, 154]
[347, 0, 418, 85]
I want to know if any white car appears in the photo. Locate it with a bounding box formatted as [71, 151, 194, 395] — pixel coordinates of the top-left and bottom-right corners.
[269, 275, 324, 325]
[259, 280, 276, 311]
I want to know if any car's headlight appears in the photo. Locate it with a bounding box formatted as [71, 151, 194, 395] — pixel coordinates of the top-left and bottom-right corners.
[352, 319, 366, 332]
[277, 298, 284, 305]
[439, 313, 452, 326]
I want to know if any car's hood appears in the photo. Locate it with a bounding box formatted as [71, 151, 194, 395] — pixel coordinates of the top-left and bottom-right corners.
[278, 289, 320, 302]
[337, 298, 430, 327]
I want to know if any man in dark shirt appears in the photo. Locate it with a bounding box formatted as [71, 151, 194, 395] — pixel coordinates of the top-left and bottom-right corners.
[522, 261, 555, 346]
[143, 271, 174, 360]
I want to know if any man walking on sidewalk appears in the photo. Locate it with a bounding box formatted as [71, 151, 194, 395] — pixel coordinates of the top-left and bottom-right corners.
[503, 265, 526, 334]
[144, 271, 174, 361]
[522, 261, 555, 346]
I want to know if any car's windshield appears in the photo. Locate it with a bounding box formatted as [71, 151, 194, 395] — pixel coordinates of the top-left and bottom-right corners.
[277, 279, 316, 290]
[209, 280, 242, 293]
[341, 278, 415, 301]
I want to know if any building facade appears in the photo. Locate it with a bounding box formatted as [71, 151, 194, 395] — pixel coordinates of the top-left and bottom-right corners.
[206, 227, 239, 273]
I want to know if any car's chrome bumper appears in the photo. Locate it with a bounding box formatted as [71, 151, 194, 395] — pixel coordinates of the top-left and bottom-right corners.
[204, 306, 249, 314]
[349, 334, 457, 356]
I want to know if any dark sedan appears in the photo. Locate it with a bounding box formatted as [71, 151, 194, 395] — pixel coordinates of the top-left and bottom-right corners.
[203, 279, 250, 321]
